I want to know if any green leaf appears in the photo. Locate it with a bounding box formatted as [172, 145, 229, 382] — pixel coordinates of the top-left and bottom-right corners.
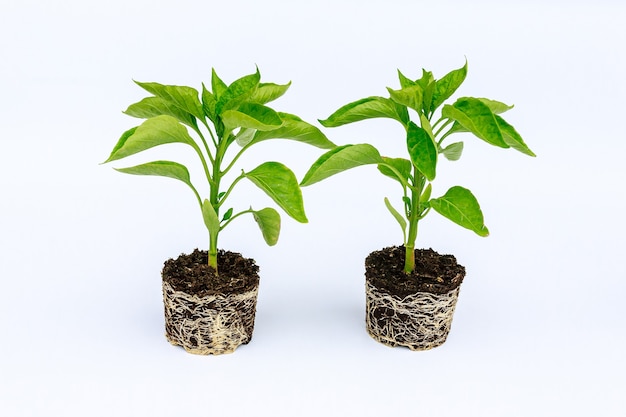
[430, 186, 489, 236]
[105, 126, 137, 162]
[211, 68, 228, 99]
[134, 81, 204, 121]
[202, 83, 217, 122]
[442, 98, 508, 148]
[387, 85, 424, 113]
[124, 97, 199, 132]
[222, 207, 234, 222]
[416, 69, 435, 90]
[252, 207, 281, 246]
[216, 68, 261, 114]
[105, 115, 195, 162]
[250, 82, 291, 104]
[407, 122, 437, 181]
[419, 112, 434, 138]
[221, 102, 283, 132]
[319, 96, 409, 127]
[397, 69, 415, 88]
[495, 115, 536, 157]
[478, 98, 514, 114]
[114, 160, 193, 189]
[300, 144, 383, 186]
[250, 113, 335, 149]
[441, 141, 464, 161]
[419, 183, 432, 203]
[235, 128, 257, 147]
[384, 197, 407, 243]
[202, 199, 221, 235]
[245, 162, 308, 223]
[377, 157, 412, 185]
[445, 121, 469, 136]
[431, 61, 468, 111]
[419, 71, 436, 114]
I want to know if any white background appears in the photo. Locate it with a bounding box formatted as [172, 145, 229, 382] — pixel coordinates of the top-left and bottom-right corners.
[1, 0, 625, 415]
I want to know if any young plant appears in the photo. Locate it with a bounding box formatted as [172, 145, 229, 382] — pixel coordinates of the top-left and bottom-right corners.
[105, 67, 334, 273]
[301, 61, 535, 274]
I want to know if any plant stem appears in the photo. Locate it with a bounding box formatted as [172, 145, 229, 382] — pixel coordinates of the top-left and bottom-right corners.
[208, 230, 218, 272]
[404, 168, 425, 274]
[207, 135, 228, 271]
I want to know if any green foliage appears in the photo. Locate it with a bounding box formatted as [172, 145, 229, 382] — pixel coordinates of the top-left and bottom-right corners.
[105, 67, 334, 272]
[302, 60, 534, 273]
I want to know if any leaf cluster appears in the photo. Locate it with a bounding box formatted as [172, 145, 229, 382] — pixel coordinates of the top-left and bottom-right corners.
[301, 61, 534, 272]
[104, 67, 334, 270]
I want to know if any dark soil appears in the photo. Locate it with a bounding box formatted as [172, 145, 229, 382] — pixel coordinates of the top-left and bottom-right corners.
[365, 246, 465, 297]
[162, 249, 260, 297]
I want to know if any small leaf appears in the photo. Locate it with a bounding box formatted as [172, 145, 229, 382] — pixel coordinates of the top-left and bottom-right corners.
[251, 113, 335, 149]
[202, 83, 217, 122]
[431, 61, 468, 111]
[246, 162, 308, 223]
[397, 70, 415, 88]
[387, 85, 424, 113]
[384, 197, 407, 243]
[416, 69, 435, 89]
[414, 69, 436, 113]
[235, 128, 257, 147]
[441, 142, 464, 161]
[252, 207, 281, 246]
[430, 186, 489, 236]
[104, 115, 195, 163]
[319, 96, 409, 127]
[134, 81, 204, 121]
[114, 160, 193, 189]
[402, 196, 411, 210]
[221, 102, 283, 132]
[202, 199, 220, 235]
[495, 115, 536, 157]
[211, 68, 228, 99]
[445, 121, 469, 136]
[124, 97, 197, 129]
[378, 157, 412, 185]
[216, 68, 261, 114]
[419, 183, 432, 203]
[250, 82, 291, 104]
[222, 207, 234, 222]
[407, 122, 437, 181]
[419, 112, 434, 138]
[300, 144, 383, 186]
[442, 98, 508, 148]
[478, 98, 514, 114]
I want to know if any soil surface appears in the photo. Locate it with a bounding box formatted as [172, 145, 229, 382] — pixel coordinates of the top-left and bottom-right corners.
[162, 249, 259, 297]
[365, 246, 465, 297]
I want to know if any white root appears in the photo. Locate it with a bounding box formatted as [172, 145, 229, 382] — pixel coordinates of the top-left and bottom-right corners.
[162, 281, 259, 355]
[365, 281, 460, 350]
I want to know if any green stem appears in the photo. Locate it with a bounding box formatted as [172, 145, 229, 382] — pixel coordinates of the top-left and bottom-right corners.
[222, 139, 254, 177]
[207, 135, 229, 271]
[404, 169, 425, 274]
[217, 172, 246, 209]
[433, 118, 453, 141]
[189, 141, 214, 190]
[208, 230, 218, 272]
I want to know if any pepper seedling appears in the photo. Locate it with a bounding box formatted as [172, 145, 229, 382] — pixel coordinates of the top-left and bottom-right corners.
[301, 61, 534, 274]
[105, 67, 334, 273]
